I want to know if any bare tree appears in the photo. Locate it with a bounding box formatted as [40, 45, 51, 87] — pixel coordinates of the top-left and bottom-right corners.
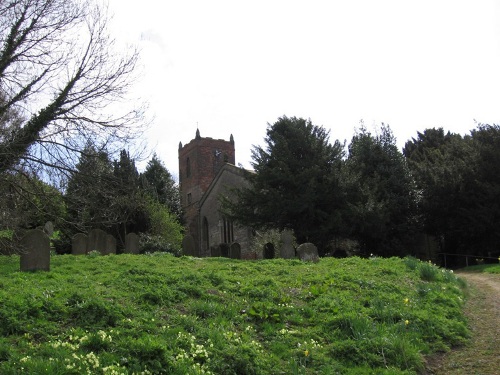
[0, 0, 146, 178]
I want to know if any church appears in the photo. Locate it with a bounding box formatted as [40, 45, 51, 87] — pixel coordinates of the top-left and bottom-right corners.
[178, 130, 257, 258]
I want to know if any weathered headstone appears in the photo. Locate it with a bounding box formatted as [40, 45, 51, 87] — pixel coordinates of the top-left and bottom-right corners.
[263, 243, 275, 259]
[230, 242, 241, 259]
[103, 234, 116, 255]
[20, 229, 50, 272]
[87, 228, 107, 254]
[43, 221, 54, 237]
[280, 229, 295, 259]
[297, 242, 319, 262]
[72, 233, 88, 255]
[124, 232, 140, 254]
[210, 245, 221, 257]
[182, 234, 196, 256]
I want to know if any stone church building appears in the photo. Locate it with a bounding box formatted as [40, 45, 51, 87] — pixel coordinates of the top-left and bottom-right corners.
[178, 130, 256, 258]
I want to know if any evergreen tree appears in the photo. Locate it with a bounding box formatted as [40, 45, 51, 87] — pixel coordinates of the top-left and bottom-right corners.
[141, 154, 182, 221]
[403, 128, 477, 259]
[65, 144, 116, 233]
[345, 124, 417, 256]
[223, 116, 345, 253]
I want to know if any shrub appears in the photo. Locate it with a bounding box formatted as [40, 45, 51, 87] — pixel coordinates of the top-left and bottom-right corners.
[139, 233, 181, 256]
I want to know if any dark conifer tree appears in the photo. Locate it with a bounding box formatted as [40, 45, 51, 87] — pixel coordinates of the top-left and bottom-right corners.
[223, 116, 345, 253]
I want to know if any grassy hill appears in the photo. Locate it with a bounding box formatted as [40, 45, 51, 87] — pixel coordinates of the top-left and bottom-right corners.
[0, 254, 468, 374]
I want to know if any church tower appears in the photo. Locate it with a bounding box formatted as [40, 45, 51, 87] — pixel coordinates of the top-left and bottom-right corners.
[178, 129, 235, 255]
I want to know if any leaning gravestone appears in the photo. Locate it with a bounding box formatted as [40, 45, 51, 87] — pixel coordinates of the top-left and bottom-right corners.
[297, 242, 319, 263]
[280, 229, 295, 259]
[124, 232, 140, 254]
[230, 242, 241, 259]
[87, 228, 107, 254]
[72, 233, 88, 255]
[20, 229, 50, 272]
[182, 234, 196, 256]
[103, 234, 116, 255]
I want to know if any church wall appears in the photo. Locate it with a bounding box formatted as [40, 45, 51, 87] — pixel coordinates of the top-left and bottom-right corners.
[199, 165, 256, 259]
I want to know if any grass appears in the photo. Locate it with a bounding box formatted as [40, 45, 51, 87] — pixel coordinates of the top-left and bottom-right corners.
[0, 254, 469, 374]
[459, 263, 500, 274]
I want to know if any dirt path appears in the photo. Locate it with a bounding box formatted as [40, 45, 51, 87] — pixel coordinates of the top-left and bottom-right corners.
[425, 272, 500, 374]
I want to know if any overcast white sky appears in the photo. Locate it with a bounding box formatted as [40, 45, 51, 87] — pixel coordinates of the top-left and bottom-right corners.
[108, 0, 500, 179]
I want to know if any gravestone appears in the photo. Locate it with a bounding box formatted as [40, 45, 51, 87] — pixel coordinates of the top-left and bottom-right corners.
[103, 234, 116, 255]
[263, 243, 275, 259]
[182, 234, 196, 256]
[72, 233, 88, 255]
[297, 242, 319, 263]
[210, 245, 221, 257]
[87, 228, 107, 253]
[125, 232, 140, 254]
[230, 242, 241, 259]
[20, 229, 50, 272]
[219, 243, 230, 258]
[280, 229, 295, 259]
[43, 221, 54, 237]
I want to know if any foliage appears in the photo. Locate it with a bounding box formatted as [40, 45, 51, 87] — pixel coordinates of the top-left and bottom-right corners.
[0, 255, 469, 374]
[461, 263, 500, 274]
[223, 116, 345, 253]
[0, 0, 145, 176]
[64, 147, 183, 252]
[141, 153, 182, 222]
[404, 125, 500, 262]
[145, 199, 183, 247]
[0, 172, 66, 231]
[344, 124, 417, 257]
[64, 144, 116, 233]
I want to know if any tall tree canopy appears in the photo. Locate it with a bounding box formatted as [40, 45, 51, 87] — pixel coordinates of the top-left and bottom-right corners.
[224, 116, 345, 252]
[404, 125, 500, 259]
[0, 0, 144, 177]
[141, 153, 181, 222]
[345, 124, 417, 256]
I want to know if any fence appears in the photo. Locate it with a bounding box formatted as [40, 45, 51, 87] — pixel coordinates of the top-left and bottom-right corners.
[439, 253, 500, 269]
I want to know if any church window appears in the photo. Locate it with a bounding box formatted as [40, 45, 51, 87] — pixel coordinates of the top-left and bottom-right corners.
[221, 217, 234, 244]
[186, 157, 191, 178]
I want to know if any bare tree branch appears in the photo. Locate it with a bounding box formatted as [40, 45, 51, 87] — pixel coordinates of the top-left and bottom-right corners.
[0, 0, 146, 177]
